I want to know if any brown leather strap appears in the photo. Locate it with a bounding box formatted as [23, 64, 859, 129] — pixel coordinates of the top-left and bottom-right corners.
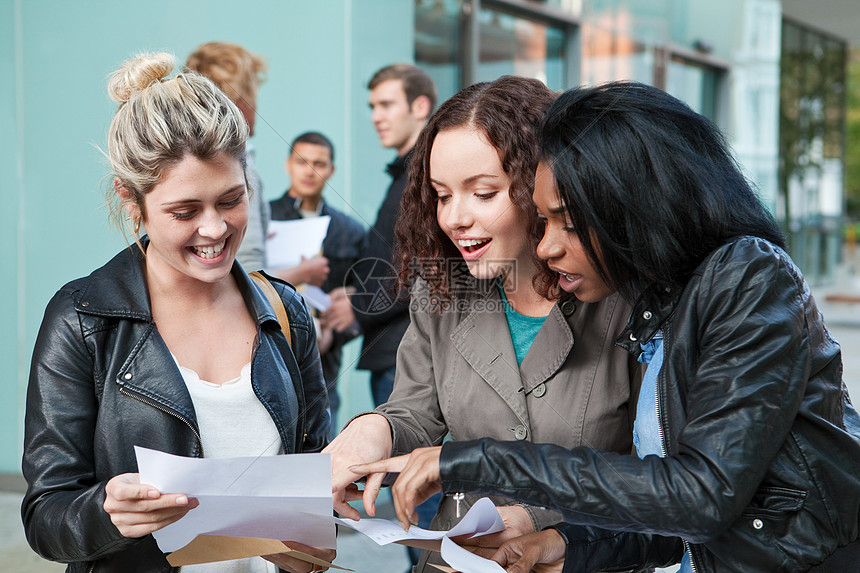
[248, 271, 292, 347]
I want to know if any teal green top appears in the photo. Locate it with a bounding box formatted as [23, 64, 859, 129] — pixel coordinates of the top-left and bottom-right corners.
[498, 282, 549, 365]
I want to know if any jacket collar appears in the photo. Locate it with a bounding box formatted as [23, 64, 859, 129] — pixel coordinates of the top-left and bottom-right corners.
[75, 241, 152, 319]
[75, 237, 279, 329]
[450, 281, 575, 427]
[386, 148, 413, 179]
[519, 297, 575, 391]
[288, 192, 327, 216]
[615, 282, 681, 355]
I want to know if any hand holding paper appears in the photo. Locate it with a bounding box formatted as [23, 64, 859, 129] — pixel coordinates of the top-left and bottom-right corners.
[266, 217, 331, 270]
[324, 413, 394, 519]
[103, 472, 198, 539]
[133, 446, 516, 572]
[481, 529, 567, 573]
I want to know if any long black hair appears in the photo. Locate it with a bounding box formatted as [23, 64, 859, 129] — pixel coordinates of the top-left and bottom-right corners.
[540, 81, 785, 302]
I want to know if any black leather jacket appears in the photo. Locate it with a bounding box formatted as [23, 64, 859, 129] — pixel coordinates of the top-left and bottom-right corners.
[440, 237, 860, 572]
[349, 151, 413, 372]
[21, 243, 330, 572]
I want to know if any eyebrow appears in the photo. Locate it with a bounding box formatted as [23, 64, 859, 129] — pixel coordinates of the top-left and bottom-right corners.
[160, 184, 246, 207]
[549, 206, 567, 215]
[430, 173, 500, 188]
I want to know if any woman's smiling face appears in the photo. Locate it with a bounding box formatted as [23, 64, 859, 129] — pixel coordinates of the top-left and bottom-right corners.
[533, 162, 615, 303]
[137, 152, 248, 286]
[432, 126, 532, 281]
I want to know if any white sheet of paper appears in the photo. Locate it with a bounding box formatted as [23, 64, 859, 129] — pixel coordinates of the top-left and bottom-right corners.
[445, 497, 506, 539]
[336, 497, 504, 545]
[135, 447, 336, 552]
[266, 216, 331, 269]
[337, 497, 506, 573]
[299, 285, 332, 312]
[336, 516, 446, 544]
[440, 536, 506, 573]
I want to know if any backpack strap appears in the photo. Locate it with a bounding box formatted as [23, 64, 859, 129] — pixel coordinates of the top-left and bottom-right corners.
[248, 271, 292, 347]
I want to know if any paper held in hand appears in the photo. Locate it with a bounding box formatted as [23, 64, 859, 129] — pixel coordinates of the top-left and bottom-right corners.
[135, 446, 509, 572]
[336, 497, 508, 573]
[134, 446, 337, 567]
[266, 216, 331, 269]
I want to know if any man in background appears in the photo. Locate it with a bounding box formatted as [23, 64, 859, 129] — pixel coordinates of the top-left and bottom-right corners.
[324, 63, 437, 407]
[186, 42, 269, 271]
[270, 132, 364, 434]
[323, 64, 437, 571]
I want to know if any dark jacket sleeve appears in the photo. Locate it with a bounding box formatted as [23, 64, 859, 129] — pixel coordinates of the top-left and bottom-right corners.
[282, 286, 330, 453]
[553, 523, 683, 573]
[347, 172, 410, 331]
[438, 242, 814, 543]
[22, 289, 134, 562]
[347, 236, 411, 331]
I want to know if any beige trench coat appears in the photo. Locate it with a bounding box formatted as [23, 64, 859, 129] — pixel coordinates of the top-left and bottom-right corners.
[375, 278, 642, 571]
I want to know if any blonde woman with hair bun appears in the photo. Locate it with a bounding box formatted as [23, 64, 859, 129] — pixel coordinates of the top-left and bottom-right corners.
[22, 52, 334, 573]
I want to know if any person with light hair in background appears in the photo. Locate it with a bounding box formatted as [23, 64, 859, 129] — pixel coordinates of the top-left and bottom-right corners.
[186, 41, 270, 272]
[21, 52, 333, 573]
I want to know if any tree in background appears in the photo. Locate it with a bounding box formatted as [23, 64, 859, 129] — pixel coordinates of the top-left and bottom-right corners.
[847, 48, 860, 218]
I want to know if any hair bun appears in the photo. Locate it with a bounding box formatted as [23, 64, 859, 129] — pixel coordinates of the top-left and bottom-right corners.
[108, 52, 175, 103]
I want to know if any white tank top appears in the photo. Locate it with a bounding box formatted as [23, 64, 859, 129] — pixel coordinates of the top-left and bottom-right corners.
[174, 359, 282, 573]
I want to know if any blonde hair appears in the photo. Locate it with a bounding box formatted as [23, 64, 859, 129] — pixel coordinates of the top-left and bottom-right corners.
[105, 52, 248, 230]
[185, 42, 267, 105]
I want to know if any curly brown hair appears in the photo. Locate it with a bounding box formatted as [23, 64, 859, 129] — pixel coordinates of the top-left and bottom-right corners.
[395, 75, 558, 304]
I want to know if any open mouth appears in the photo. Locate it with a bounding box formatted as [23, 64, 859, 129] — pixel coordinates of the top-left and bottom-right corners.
[557, 270, 582, 292]
[189, 238, 227, 259]
[458, 238, 491, 253]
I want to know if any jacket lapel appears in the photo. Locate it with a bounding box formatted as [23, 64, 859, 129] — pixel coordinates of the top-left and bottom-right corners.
[450, 287, 530, 427]
[519, 303, 574, 393]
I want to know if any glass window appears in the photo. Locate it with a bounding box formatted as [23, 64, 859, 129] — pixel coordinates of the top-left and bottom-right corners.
[779, 19, 847, 281]
[580, 23, 652, 85]
[415, 0, 461, 102]
[415, 0, 571, 97]
[666, 56, 719, 120]
[476, 8, 567, 90]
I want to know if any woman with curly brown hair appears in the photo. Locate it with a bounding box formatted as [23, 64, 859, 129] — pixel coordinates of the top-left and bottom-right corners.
[324, 76, 642, 572]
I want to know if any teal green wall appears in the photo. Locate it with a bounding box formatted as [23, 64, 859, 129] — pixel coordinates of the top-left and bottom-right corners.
[1, 0, 24, 475]
[2, 0, 415, 474]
